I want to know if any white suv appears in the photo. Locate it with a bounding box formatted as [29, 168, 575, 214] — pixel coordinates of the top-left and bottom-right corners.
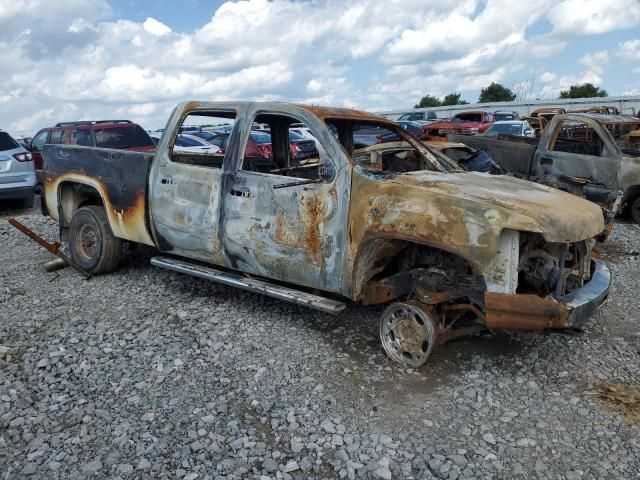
[0, 129, 36, 208]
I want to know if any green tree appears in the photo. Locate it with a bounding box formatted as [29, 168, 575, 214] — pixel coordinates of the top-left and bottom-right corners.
[559, 83, 608, 99]
[478, 82, 516, 103]
[414, 94, 441, 108]
[441, 92, 469, 106]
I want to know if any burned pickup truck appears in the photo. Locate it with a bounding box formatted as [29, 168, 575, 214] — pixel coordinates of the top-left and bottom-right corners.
[450, 113, 640, 224]
[42, 102, 610, 367]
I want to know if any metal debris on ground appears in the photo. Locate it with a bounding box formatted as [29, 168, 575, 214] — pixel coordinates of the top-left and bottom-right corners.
[7, 217, 91, 279]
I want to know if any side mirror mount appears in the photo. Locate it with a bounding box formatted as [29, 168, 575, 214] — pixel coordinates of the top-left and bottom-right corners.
[319, 162, 336, 181]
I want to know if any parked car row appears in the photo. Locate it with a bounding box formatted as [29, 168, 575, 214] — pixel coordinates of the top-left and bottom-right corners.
[392, 105, 638, 140]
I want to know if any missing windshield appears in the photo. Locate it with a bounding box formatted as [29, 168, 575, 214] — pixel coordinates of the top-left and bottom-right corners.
[325, 119, 457, 175]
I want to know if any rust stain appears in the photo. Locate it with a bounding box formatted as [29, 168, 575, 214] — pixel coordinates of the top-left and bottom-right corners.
[274, 212, 296, 246]
[302, 194, 324, 263]
[592, 383, 640, 424]
[484, 291, 566, 330]
[273, 194, 327, 265]
[298, 104, 389, 123]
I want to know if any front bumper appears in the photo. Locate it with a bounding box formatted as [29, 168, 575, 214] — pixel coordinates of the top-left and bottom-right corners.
[484, 260, 610, 330]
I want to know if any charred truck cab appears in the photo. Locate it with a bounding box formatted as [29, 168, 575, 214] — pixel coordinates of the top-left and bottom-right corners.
[43, 102, 611, 367]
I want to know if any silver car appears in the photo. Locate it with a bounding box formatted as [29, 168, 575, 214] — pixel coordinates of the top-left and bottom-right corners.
[481, 120, 535, 138]
[0, 129, 36, 208]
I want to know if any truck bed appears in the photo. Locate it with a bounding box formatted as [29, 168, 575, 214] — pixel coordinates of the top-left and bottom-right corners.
[448, 134, 538, 178]
[43, 144, 155, 245]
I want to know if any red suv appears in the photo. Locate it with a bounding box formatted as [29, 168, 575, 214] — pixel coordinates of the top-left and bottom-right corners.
[423, 111, 495, 137]
[30, 120, 155, 183]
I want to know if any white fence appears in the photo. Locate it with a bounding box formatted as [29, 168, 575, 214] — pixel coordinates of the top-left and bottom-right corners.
[378, 95, 640, 119]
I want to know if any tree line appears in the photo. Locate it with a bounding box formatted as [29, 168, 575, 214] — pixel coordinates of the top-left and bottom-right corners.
[415, 82, 608, 108]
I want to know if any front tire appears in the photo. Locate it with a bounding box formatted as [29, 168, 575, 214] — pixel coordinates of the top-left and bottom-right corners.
[69, 206, 121, 274]
[379, 302, 438, 367]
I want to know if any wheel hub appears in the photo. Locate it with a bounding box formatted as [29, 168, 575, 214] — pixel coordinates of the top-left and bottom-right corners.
[380, 302, 437, 367]
[76, 224, 98, 260]
[394, 316, 427, 352]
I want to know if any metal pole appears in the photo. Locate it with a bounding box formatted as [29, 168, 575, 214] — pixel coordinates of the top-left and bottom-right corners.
[7, 218, 91, 279]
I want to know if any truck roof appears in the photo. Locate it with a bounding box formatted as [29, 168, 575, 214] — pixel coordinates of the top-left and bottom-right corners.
[298, 105, 387, 122]
[177, 101, 389, 124]
[564, 113, 640, 125]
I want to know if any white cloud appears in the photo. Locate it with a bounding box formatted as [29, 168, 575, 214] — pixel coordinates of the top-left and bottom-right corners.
[529, 39, 568, 58]
[548, 0, 640, 35]
[537, 71, 604, 99]
[616, 39, 640, 62]
[0, 0, 638, 135]
[579, 50, 609, 74]
[143, 17, 171, 36]
[540, 72, 557, 83]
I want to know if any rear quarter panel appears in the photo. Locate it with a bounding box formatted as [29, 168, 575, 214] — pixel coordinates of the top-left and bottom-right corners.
[43, 144, 155, 246]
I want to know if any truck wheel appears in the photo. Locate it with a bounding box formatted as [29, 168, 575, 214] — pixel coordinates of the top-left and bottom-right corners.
[379, 302, 438, 367]
[69, 206, 121, 274]
[631, 196, 640, 225]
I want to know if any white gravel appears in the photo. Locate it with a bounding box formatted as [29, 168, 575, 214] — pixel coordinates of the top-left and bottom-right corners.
[1, 205, 639, 479]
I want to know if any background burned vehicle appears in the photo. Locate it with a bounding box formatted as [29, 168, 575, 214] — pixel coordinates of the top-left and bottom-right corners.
[42, 102, 610, 367]
[450, 113, 640, 225]
[355, 139, 505, 174]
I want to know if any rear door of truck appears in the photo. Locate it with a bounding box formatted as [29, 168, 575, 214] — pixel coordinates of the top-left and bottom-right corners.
[147, 104, 236, 266]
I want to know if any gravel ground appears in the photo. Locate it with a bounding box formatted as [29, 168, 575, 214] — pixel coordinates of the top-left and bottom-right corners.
[1, 203, 639, 479]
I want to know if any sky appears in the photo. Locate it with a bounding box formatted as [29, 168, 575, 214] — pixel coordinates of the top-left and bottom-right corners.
[1, 0, 639, 135]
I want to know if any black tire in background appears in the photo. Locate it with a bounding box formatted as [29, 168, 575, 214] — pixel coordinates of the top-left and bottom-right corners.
[69, 206, 121, 274]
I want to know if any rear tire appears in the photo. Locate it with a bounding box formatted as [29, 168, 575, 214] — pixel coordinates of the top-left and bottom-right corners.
[69, 206, 121, 274]
[630, 196, 640, 225]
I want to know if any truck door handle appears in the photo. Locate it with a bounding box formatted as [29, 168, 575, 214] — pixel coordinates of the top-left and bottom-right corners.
[161, 177, 174, 185]
[540, 157, 553, 165]
[230, 187, 252, 198]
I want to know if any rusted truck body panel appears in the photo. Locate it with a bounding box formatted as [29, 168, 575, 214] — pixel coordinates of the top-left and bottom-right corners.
[43, 102, 611, 361]
[43, 146, 155, 246]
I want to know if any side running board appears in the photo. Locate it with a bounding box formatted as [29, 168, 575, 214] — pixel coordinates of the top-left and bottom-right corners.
[151, 256, 346, 314]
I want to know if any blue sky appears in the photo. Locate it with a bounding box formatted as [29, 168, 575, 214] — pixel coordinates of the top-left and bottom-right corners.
[109, 0, 226, 31]
[1, 0, 639, 133]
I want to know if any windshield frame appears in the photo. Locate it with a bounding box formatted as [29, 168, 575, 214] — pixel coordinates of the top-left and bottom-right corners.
[325, 118, 460, 174]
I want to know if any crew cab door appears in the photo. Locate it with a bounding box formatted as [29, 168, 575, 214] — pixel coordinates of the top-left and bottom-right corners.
[221, 108, 351, 293]
[148, 106, 237, 265]
[533, 116, 621, 189]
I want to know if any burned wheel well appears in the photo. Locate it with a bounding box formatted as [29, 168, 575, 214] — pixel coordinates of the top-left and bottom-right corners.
[354, 237, 485, 306]
[58, 182, 105, 237]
